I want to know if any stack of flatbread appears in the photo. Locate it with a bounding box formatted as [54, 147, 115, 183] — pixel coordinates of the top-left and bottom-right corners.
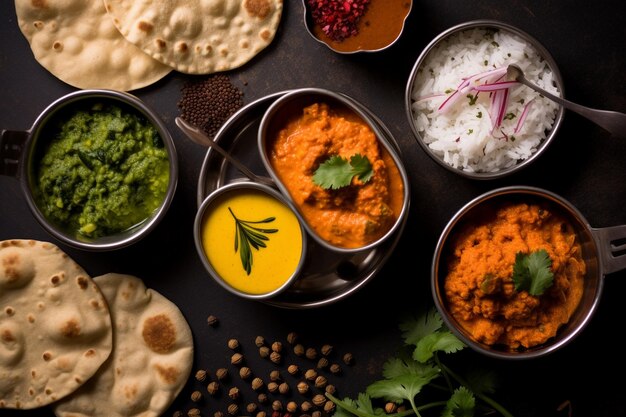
[0, 240, 194, 416]
[15, 0, 284, 90]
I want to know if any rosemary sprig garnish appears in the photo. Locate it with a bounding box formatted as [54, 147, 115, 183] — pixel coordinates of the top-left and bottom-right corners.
[228, 207, 278, 275]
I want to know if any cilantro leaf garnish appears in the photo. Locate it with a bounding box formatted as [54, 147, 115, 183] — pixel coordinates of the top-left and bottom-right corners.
[327, 308, 514, 417]
[229, 207, 277, 275]
[512, 249, 554, 295]
[312, 154, 373, 190]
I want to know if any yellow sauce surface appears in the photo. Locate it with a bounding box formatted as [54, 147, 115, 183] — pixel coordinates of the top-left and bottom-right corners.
[201, 189, 303, 295]
[444, 203, 585, 349]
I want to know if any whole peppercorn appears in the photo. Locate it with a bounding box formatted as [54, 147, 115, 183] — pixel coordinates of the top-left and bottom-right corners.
[384, 402, 397, 414]
[191, 390, 203, 402]
[300, 401, 313, 412]
[286, 332, 298, 344]
[227, 404, 239, 416]
[251, 377, 264, 391]
[314, 375, 327, 389]
[188, 408, 201, 417]
[247, 403, 258, 414]
[324, 401, 336, 413]
[329, 363, 342, 374]
[206, 315, 219, 327]
[296, 381, 309, 395]
[343, 352, 354, 365]
[258, 393, 269, 404]
[316, 358, 329, 369]
[271, 341, 283, 353]
[227, 338, 240, 350]
[293, 344, 305, 357]
[194, 369, 208, 382]
[255, 335, 266, 347]
[272, 400, 283, 411]
[304, 369, 317, 381]
[267, 381, 279, 393]
[239, 366, 252, 380]
[286, 401, 298, 413]
[270, 351, 281, 364]
[228, 386, 240, 401]
[321, 344, 333, 356]
[278, 382, 290, 394]
[216, 367, 228, 380]
[231, 352, 244, 366]
[325, 384, 336, 395]
[214, 412, 224, 417]
[287, 364, 299, 375]
[207, 381, 219, 395]
[311, 394, 326, 407]
[269, 370, 282, 382]
[257, 411, 267, 417]
[305, 347, 317, 360]
[259, 346, 270, 358]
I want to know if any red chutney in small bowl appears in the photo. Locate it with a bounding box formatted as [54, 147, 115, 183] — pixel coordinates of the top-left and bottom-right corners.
[305, 0, 412, 53]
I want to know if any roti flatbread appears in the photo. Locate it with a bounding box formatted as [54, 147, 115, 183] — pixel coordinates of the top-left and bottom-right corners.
[53, 273, 194, 417]
[103, 0, 283, 74]
[0, 240, 112, 409]
[15, 0, 172, 91]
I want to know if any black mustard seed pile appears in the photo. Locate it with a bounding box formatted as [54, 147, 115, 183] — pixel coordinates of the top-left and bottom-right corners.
[178, 75, 244, 138]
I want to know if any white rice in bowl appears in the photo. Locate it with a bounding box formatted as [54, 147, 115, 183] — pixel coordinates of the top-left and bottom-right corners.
[410, 27, 561, 173]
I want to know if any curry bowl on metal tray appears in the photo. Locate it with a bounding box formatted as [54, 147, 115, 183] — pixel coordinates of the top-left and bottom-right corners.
[258, 88, 410, 255]
[432, 186, 626, 359]
[197, 90, 410, 308]
[0, 89, 178, 251]
[405, 20, 565, 180]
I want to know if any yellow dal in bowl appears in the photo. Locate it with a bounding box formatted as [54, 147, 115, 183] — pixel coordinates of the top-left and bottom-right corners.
[200, 188, 304, 296]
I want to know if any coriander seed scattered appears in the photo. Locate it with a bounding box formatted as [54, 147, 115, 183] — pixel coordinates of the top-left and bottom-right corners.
[343, 352, 354, 365]
[272, 400, 283, 411]
[258, 393, 269, 404]
[267, 381, 279, 393]
[227, 338, 240, 350]
[207, 315, 219, 327]
[297, 381, 309, 394]
[207, 381, 219, 395]
[271, 341, 282, 352]
[227, 404, 239, 416]
[286, 401, 298, 413]
[324, 401, 336, 413]
[194, 369, 208, 382]
[239, 366, 252, 379]
[173, 411, 184, 417]
[321, 344, 333, 356]
[257, 411, 267, 417]
[287, 364, 299, 375]
[252, 377, 264, 391]
[269, 370, 282, 382]
[270, 351, 281, 364]
[316, 358, 329, 369]
[385, 402, 397, 414]
[312, 394, 326, 407]
[305, 347, 317, 360]
[191, 390, 203, 402]
[231, 352, 244, 366]
[329, 363, 342, 374]
[228, 387, 240, 401]
[214, 411, 224, 417]
[216, 367, 228, 380]
[255, 335, 266, 347]
[293, 344, 305, 356]
[325, 384, 336, 395]
[259, 346, 270, 358]
[188, 408, 201, 417]
[301, 401, 313, 412]
[312, 410, 322, 417]
[247, 403, 258, 414]
[314, 375, 327, 388]
[278, 382, 289, 394]
[304, 369, 317, 381]
[287, 332, 298, 344]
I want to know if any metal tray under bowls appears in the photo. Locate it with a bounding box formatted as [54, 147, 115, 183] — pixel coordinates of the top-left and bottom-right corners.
[197, 91, 409, 309]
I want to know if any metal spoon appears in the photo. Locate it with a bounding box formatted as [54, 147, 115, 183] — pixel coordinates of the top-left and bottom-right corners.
[507, 64, 626, 139]
[175, 116, 275, 187]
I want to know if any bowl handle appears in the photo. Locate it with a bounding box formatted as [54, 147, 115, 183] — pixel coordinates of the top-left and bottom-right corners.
[592, 225, 626, 275]
[0, 129, 28, 177]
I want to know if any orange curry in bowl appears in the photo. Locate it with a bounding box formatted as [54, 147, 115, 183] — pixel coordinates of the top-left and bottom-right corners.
[444, 202, 585, 349]
[267, 102, 404, 249]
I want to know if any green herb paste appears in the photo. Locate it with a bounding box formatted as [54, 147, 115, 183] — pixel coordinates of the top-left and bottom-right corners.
[35, 102, 170, 239]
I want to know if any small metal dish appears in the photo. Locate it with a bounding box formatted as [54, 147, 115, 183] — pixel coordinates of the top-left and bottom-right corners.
[258, 87, 410, 254]
[0, 89, 178, 251]
[432, 186, 626, 359]
[302, 0, 413, 54]
[194, 181, 308, 300]
[405, 20, 565, 180]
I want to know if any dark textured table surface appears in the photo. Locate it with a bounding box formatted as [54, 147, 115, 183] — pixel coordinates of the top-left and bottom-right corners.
[1, 1, 625, 417]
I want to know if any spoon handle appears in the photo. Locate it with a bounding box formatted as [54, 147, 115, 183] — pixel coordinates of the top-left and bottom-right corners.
[516, 77, 626, 138]
[175, 117, 272, 185]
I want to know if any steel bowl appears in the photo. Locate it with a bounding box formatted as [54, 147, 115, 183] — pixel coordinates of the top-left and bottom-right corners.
[405, 20, 565, 180]
[258, 87, 410, 254]
[432, 186, 626, 359]
[0, 89, 178, 251]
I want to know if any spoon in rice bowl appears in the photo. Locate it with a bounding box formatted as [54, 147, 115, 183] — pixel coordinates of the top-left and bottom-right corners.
[507, 64, 626, 139]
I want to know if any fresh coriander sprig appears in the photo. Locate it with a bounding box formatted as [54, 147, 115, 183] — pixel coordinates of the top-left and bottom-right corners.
[228, 207, 277, 275]
[512, 249, 554, 295]
[327, 308, 514, 417]
[312, 153, 373, 190]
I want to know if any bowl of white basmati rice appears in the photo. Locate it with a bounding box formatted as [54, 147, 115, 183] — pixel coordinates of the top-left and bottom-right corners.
[405, 20, 565, 179]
